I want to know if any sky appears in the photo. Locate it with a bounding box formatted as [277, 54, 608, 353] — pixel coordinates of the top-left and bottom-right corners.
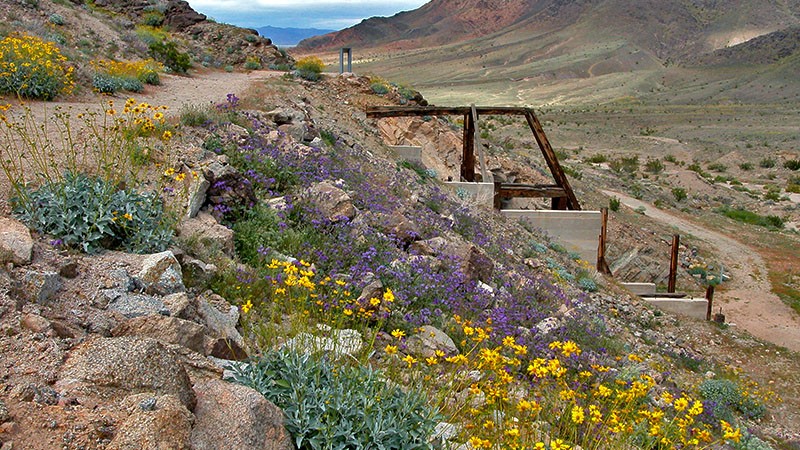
[186, 0, 429, 30]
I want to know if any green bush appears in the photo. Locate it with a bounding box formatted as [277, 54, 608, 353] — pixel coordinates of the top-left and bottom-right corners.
[609, 196, 621, 211]
[371, 82, 389, 95]
[783, 159, 800, 171]
[707, 162, 727, 172]
[717, 207, 784, 230]
[49, 13, 64, 25]
[12, 172, 173, 254]
[179, 103, 211, 126]
[0, 34, 75, 100]
[229, 349, 439, 450]
[759, 157, 776, 168]
[610, 155, 639, 174]
[586, 153, 608, 163]
[142, 12, 165, 27]
[244, 56, 262, 70]
[739, 162, 754, 171]
[149, 40, 191, 73]
[672, 187, 687, 201]
[92, 73, 144, 94]
[699, 379, 766, 422]
[645, 158, 664, 174]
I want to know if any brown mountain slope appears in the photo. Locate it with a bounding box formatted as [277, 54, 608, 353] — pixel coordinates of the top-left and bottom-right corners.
[297, 0, 800, 62]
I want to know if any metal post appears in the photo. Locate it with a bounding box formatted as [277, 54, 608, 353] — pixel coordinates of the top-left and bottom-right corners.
[668, 234, 680, 293]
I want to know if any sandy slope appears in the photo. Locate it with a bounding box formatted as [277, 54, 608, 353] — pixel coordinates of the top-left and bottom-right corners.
[603, 189, 800, 352]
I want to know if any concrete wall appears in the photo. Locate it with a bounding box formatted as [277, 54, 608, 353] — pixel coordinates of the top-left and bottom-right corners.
[643, 298, 708, 320]
[445, 182, 495, 208]
[502, 210, 601, 263]
[388, 145, 423, 165]
[622, 282, 656, 296]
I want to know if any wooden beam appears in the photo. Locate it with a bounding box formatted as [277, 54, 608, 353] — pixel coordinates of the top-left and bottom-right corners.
[472, 105, 490, 182]
[524, 111, 581, 210]
[668, 234, 680, 293]
[366, 105, 534, 118]
[498, 185, 568, 198]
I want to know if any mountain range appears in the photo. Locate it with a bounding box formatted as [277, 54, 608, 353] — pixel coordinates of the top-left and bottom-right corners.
[296, 0, 800, 104]
[256, 26, 334, 46]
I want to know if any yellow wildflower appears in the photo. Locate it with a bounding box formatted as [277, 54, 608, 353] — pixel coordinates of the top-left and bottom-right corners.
[391, 329, 406, 339]
[384, 344, 398, 355]
[241, 300, 253, 314]
[402, 354, 417, 367]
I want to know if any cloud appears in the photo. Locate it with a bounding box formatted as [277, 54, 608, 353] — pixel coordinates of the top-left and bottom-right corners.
[186, 0, 427, 29]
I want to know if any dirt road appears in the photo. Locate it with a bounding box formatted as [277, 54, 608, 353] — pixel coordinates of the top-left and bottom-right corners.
[603, 190, 800, 352]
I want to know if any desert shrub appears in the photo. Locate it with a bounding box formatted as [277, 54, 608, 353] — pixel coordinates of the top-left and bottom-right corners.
[0, 33, 75, 100]
[609, 196, 621, 211]
[224, 65, 234, 72]
[371, 81, 389, 95]
[578, 276, 598, 292]
[739, 162, 754, 171]
[672, 187, 687, 201]
[759, 157, 776, 168]
[586, 153, 608, 163]
[149, 40, 191, 73]
[142, 12, 164, 27]
[645, 158, 664, 174]
[699, 379, 766, 422]
[610, 155, 639, 174]
[91, 59, 162, 91]
[243, 56, 261, 70]
[717, 207, 784, 229]
[229, 349, 439, 450]
[787, 183, 800, 194]
[664, 154, 679, 164]
[295, 56, 324, 81]
[783, 159, 800, 171]
[12, 172, 173, 254]
[244, 33, 258, 43]
[563, 165, 583, 180]
[707, 162, 727, 172]
[48, 13, 64, 25]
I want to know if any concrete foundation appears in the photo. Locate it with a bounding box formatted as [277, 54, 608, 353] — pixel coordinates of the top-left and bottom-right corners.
[643, 297, 708, 320]
[502, 210, 601, 263]
[389, 145, 423, 165]
[622, 282, 656, 296]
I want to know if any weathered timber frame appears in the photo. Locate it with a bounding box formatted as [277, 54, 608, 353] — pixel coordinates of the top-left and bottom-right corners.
[365, 105, 580, 210]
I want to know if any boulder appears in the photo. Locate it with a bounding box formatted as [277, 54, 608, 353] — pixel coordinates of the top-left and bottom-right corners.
[104, 289, 171, 318]
[137, 251, 185, 296]
[20, 271, 63, 304]
[181, 256, 218, 287]
[204, 337, 249, 361]
[406, 325, 458, 358]
[0, 217, 33, 265]
[185, 172, 210, 219]
[378, 211, 421, 247]
[112, 315, 207, 355]
[190, 379, 292, 450]
[108, 393, 193, 450]
[305, 181, 356, 223]
[163, 0, 206, 31]
[56, 336, 196, 410]
[197, 292, 245, 351]
[203, 164, 257, 223]
[409, 238, 494, 282]
[266, 107, 304, 125]
[178, 212, 235, 257]
[20, 313, 51, 334]
[162, 292, 200, 322]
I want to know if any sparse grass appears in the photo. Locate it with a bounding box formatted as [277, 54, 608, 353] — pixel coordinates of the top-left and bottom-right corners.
[717, 207, 784, 230]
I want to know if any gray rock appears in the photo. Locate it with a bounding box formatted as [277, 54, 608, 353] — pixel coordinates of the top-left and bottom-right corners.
[406, 325, 458, 358]
[266, 107, 304, 125]
[108, 393, 193, 450]
[181, 256, 218, 287]
[378, 211, 421, 246]
[305, 181, 356, 223]
[104, 289, 171, 318]
[409, 237, 448, 256]
[0, 399, 8, 423]
[197, 292, 244, 350]
[186, 172, 210, 219]
[56, 336, 196, 410]
[0, 217, 33, 265]
[535, 317, 562, 336]
[430, 422, 460, 447]
[190, 379, 292, 450]
[177, 211, 235, 258]
[283, 327, 363, 358]
[21, 271, 63, 304]
[137, 251, 185, 296]
[112, 315, 207, 355]
[162, 292, 199, 322]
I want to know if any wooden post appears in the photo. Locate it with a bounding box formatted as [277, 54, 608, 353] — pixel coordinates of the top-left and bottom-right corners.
[523, 110, 580, 210]
[493, 181, 502, 210]
[597, 207, 611, 274]
[461, 113, 476, 181]
[668, 234, 680, 293]
[705, 286, 715, 321]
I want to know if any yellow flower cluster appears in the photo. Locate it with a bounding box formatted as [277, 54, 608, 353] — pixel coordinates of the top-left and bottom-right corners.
[106, 98, 171, 140]
[91, 59, 162, 83]
[0, 33, 75, 100]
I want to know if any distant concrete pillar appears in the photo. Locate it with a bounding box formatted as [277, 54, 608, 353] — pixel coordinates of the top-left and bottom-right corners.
[339, 47, 352, 73]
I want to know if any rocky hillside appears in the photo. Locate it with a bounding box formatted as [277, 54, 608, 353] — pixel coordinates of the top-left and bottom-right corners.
[0, 0, 291, 77]
[0, 68, 798, 449]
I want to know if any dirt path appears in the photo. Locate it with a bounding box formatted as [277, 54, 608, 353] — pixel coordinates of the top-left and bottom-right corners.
[603, 190, 800, 352]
